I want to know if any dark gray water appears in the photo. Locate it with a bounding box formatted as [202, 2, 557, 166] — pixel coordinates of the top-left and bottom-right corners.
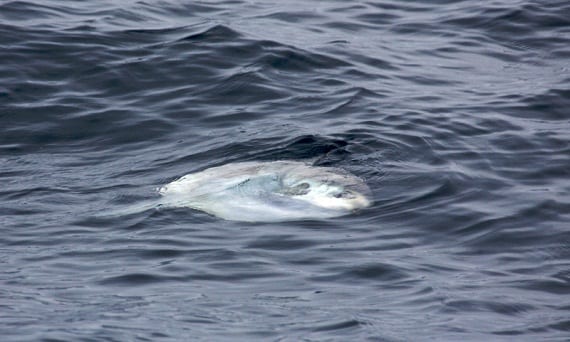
[1, 0, 569, 340]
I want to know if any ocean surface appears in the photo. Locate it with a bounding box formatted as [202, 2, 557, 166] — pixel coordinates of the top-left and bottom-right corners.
[1, 0, 569, 340]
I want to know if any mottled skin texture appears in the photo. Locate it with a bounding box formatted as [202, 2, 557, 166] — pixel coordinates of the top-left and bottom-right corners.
[158, 161, 372, 222]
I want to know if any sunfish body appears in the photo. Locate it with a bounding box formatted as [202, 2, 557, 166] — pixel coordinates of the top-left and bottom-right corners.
[157, 161, 372, 222]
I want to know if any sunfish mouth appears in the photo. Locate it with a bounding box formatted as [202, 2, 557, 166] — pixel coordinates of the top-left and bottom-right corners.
[158, 160, 372, 222]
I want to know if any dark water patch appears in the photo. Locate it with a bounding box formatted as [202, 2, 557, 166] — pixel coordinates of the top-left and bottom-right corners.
[442, 2, 570, 34]
[514, 278, 570, 296]
[343, 262, 410, 282]
[311, 262, 410, 284]
[154, 135, 352, 170]
[256, 45, 352, 74]
[442, 299, 535, 316]
[194, 71, 287, 106]
[2, 114, 174, 152]
[255, 135, 350, 163]
[547, 319, 570, 332]
[0, 1, 64, 22]
[318, 87, 386, 118]
[245, 235, 317, 251]
[507, 88, 570, 121]
[180, 24, 241, 43]
[98, 273, 175, 287]
[312, 318, 362, 332]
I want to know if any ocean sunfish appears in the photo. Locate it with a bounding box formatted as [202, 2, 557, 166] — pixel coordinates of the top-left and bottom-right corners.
[156, 161, 372, 222]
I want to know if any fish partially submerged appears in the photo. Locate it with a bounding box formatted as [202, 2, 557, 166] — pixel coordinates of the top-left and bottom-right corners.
[114, 161, 372, 222]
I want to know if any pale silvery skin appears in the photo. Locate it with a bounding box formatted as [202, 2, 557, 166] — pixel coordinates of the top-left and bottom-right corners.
[157, 161, 372, 222]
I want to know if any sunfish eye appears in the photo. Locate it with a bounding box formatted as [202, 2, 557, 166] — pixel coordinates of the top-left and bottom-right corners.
[333, 190, 355, 199]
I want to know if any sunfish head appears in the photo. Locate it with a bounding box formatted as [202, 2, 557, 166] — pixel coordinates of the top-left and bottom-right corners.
[278, 165, 372, 212]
